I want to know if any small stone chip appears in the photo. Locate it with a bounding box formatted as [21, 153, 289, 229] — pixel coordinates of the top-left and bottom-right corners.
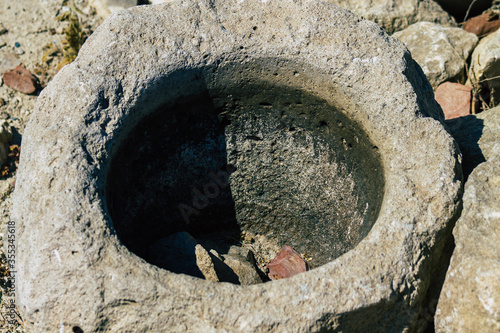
[3, 65, 39, 94]
[267, 245, 309, 280]
[463, 11, 500, 37]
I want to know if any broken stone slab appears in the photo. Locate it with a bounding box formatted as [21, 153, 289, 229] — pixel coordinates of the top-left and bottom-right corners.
[393, 22, 478, 89]
[195, 244, 219, 282]
[222, 246, 262, 285]
[327, 0, 457, 34]
[11, 0, 462, 331]
[435, 82, 472, 120]
[267, 245, 308, 280]
[469, 28, 500, 109]
[446, 104, 500, 179]
[435, 159, 500, 332]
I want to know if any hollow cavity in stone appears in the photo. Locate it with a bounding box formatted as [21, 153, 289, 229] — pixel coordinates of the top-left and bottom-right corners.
[107, 79, 384, 282]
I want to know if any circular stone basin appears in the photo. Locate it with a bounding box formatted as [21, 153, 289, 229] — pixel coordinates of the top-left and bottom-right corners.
[11, 1, 462, 332]
[107, 76, 384, 273]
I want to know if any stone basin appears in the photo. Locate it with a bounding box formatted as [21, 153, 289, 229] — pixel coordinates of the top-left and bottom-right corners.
[10, 0, 462, 331]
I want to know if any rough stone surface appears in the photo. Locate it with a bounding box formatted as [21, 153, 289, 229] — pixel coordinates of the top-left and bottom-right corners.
[327, 0, 457, 34]
[463, 11, 500, 37]
[393, 22, 478, 89]
[222, 248, 262, 285]
[469, 28, 500, 109]
[2, 65, 39, 95]
[446, 106, 500, 179]
[267, 245, 308, 280]
[435, 159, 500, 333]
[195, 244, 219, 282]
[11, 1, 462, 332]
[435, 82, 472, 119]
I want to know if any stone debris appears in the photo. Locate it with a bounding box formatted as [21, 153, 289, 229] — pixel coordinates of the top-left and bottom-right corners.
[149, 232, 263, 285]
[2, 65, 39, 95]
[222, 246, 262, 285]
[463, 11, 500, 37]
[267, 246, 309, 280]
[393, 22, 478, 89]
[435, 82, 472, 119]
[195, 244, 219, 282]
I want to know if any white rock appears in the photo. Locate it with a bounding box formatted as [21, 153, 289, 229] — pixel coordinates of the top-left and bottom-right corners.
[393, 22, 478, 89]
[469, 28, 500, 109]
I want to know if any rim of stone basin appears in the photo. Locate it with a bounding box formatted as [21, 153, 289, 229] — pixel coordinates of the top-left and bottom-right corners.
[11, 0, 462, 331]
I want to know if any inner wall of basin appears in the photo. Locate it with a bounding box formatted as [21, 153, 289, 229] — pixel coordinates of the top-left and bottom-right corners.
[107, 70, 384, 275]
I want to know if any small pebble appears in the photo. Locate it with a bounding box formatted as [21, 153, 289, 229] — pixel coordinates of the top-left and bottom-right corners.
[14, 42, 20, 48]
[3, 65, 39, 95]
[267, 245, 309, 280]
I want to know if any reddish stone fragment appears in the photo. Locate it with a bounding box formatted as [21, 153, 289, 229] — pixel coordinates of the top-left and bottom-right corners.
[3, 65, 39, 94]
[435, 82, 472, 120]
[463, 11, 500, 37]
[267, 245, 308, 280]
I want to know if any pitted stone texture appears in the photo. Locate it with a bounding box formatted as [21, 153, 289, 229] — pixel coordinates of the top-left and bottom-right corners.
[435, 159, 500, 333]
[11, 0, 461, 332]
[327, 0, 457, 34]
[393, 22, 478, 89]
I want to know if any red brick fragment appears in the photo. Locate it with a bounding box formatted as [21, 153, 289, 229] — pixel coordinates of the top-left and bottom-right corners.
[3, 65, 39, 95]
[463, 11, 500, 37]
[435, 82, 472, 120]
[267, 245, 309, 280]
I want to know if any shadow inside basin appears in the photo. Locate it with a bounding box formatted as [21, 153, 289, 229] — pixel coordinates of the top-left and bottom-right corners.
[106, 81, 384, 280]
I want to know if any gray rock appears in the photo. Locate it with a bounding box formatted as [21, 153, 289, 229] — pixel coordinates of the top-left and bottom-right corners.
[446, 106, 500, 179]
[11, 0, 461, 332]
[469, 28, 500, 109]
[435, 159, 500, 332]
[222, 246, 262, 285]
[393, 22, 478, 89]
[327, 0, 457, 34]
[195, 244, 219, 282]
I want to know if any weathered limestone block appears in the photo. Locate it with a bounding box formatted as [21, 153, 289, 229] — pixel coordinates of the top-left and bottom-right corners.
[10, 0, 461, 332]
[435, 159, 500, 333]
[469, 28, 500, 109]
[393, 22, 478, 89]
